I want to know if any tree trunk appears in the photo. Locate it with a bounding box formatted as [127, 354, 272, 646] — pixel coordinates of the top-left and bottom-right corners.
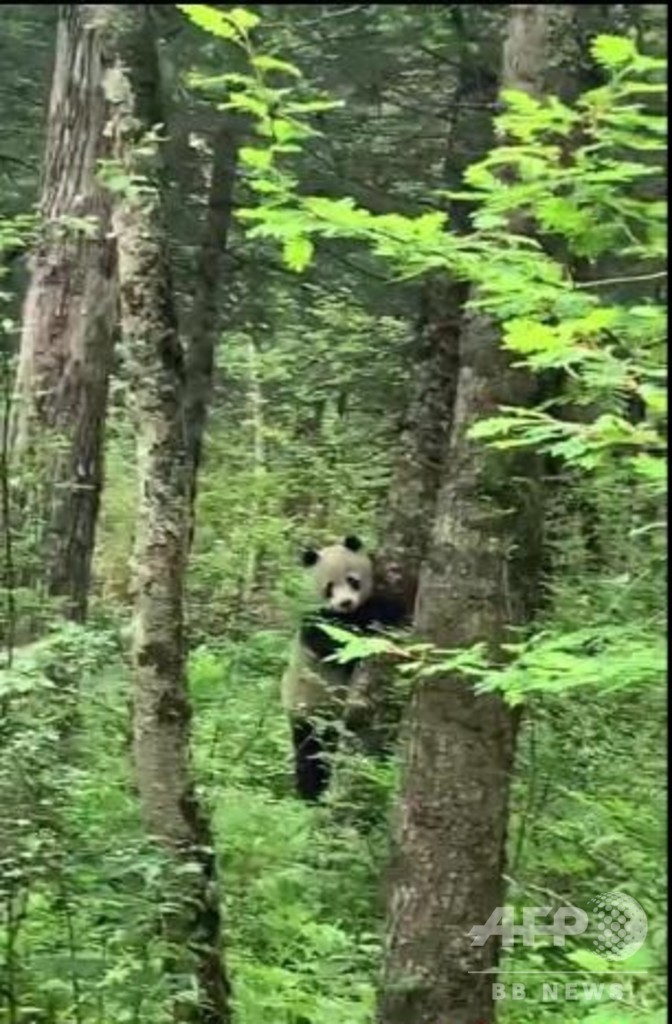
[240, 332, 265, 607]
[11, 4, 117, 623]
[375, 13, 502, 612]
[377, 8, 552, 1024]
[345, 275, 465, 747]
[185, 120, 240, 498]
[346, 17, 502, 749]
[105, 7, 231, 1022]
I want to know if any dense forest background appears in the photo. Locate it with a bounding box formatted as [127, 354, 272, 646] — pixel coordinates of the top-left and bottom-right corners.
[0, 5, 666, 1024]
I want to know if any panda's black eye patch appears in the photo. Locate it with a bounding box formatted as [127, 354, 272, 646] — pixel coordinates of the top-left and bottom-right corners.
[325, 582, 334, 599]
[346, 575, 361, 591]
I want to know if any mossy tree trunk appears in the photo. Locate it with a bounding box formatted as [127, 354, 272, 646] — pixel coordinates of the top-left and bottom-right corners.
[105, 6, 231, 1022]
[377, 8, 553, 1024]
[11, 4, 117, 622]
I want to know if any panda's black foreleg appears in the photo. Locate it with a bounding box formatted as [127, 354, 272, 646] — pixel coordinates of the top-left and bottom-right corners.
[291, 717, 339, 801]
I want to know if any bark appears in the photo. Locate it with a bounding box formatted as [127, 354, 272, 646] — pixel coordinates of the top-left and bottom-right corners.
[376, 275, 466, 609]
[185, 121, 240, 496]
[345, 275, 466, 746]
[240, 333, 265, 606]
[11, 4, 117, 622]
[104, 7, 231, 1022]
[346, 18, 502, 749]
[375, 19, 501, 612]
[377, 8, 553, 1024]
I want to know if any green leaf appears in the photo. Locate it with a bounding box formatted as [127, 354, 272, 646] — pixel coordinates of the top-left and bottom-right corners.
[221, 92, 268, 118]
[283, 236, 314, 272]
[240, 146, 273, 171]
[251, 54, 301, 78]
[591, 34, 638, 68]
[177, 5, 239, 41]
[178, 5, 259, 45]
[226, 7, 260, 32]
[500, 88, 543, 117]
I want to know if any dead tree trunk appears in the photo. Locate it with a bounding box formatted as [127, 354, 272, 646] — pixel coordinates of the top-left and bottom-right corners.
[105, 6, 231, 1022]
[377, 8, 553, 1024]
[11, 4, 117, 622]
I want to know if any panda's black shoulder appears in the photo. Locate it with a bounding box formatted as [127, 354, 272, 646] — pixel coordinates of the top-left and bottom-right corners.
[355, 592, 408, 632]
[299, 609, 346, 661]
[298, 592, 407, 661]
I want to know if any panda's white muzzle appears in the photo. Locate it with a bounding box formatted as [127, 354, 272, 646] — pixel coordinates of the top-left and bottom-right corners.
[330, 585, 359, 614]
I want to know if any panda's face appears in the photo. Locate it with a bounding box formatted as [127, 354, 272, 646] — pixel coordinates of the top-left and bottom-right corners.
[302, 535, 373, 614]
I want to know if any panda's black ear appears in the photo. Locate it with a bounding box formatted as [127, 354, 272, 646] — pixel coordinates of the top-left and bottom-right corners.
[301, 547, 320, 567]
[343, 535, 363, 552]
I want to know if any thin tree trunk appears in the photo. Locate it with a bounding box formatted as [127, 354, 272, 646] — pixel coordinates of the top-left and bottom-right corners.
[104, 7, 231, 1022]
[376, 275, 465, 608]
[377, 8, 553, 1024]
[11, 4, 117, 622]
[345, 275, 465, 746]
[374, 19, 502, 612]
[346, 17, 502, 748]
[185, 121, 240, 498]
[241, 332, 265, 606]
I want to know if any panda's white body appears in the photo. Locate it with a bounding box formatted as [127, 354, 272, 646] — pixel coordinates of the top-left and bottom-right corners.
[282, 536, 406, 801]
[281, 637, 350, 715]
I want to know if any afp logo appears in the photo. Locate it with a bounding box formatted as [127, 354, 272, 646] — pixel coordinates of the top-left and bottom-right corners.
[468, 893, 647, 961]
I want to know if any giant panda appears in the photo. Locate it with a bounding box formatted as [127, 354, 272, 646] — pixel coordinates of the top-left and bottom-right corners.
[281, 535, 406, 801]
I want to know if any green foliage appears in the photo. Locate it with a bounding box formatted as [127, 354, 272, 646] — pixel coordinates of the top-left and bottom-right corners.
[0, 214, 37, 258]
[144, 16, 669, 1024]
[188, 636, 392, 1024]
[0, 625, 181, 1023]
[186, 13, 667, 707]
[181, 13, 666, 491]
[3, 626, 384, 1024]
[499, 681, 666, 1024]
[180, 23, 667, 1019]
[185, 286, 408, 638]
[177, 4, 260, 42]
[1, 616, 664, 1022]
[0, 6, 666, 1024]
